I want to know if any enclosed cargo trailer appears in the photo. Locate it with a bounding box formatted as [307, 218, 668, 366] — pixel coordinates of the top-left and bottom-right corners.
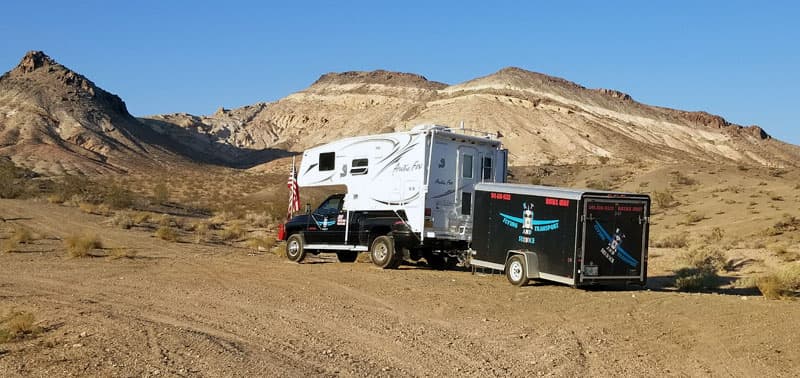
[470, 183, 650, 287]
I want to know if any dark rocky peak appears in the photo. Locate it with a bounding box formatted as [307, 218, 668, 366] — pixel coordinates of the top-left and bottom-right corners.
[312, 70, 447, 90]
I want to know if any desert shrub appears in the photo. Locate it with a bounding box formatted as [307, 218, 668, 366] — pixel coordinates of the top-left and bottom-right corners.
[0, 311, 41, 343]
[756, 264, 800, 299]
[653, 233, 689, 248]
[46, 194, 65, 204]
[110, 212, 134, 229]
[245, 212, 273, 228]
[158, 214, 176, 227]
[681, 246, 728, 272]
[102, 183, 135, 209]
[683, 212, 704, 225]
[586, 179, 612, 191]
[9, 226, 34, 245]
[54, 174, 95, 202]
[192, 222, 210, 244]
[78, 202, 112, 216]
[652, 190, 677, 209]
[219, 223, 245, 241]
[671, 171, 697, 186]
[152, 182, 170, 204]
[0, 159, 35, 199]
[675, 266, 720, 291]
[155, 226, 178, 242]
[701, 227, 725, 243]
[133, 212, 151, 225]
[246, 236, 276, 251]
[64, 233, 102, 258]
[273, 242, 287, 258]
[773, 214, 799, 232]
[109, 248, 137, 260]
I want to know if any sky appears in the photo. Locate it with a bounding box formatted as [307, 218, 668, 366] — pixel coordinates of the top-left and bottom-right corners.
[1, 1, 798, 145]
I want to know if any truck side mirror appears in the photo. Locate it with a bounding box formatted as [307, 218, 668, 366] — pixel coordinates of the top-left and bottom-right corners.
[305, 203, 311, 214]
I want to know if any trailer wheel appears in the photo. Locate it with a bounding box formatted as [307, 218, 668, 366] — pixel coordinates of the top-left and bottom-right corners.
[286, 234, 307, 263]
[336, 251, 358, 263]
[371, 236, 400, 269]
[506, 255, 529, 286]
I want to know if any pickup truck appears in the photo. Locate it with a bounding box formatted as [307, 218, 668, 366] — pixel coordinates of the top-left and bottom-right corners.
[279, 194, 409, 268]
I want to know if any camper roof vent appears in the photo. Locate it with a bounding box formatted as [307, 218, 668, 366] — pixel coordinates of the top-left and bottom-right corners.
[411, 124, 452, 133]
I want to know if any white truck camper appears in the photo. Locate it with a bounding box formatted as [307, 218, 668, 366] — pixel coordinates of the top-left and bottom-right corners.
[281, 124, 508, 268]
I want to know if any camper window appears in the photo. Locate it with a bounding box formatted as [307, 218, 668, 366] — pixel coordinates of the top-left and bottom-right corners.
[482, 157, 493, 180]
[319, 152, 335, 171]
[462, 155, 473, 179]
[350, 158, 368, 175]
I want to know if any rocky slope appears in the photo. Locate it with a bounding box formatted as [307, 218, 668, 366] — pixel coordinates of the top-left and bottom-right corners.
[0, 51, 181, 175]
[2, 51, 797, 174]
[145, 67, 800, 168]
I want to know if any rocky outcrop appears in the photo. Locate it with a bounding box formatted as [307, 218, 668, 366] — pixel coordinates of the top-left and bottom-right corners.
[0, 51, 179, 174]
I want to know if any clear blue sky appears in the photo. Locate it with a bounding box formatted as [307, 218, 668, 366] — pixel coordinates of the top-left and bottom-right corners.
[2, 1, 798, 145]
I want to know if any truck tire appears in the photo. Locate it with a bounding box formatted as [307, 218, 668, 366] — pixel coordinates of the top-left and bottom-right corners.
[336, 251, 358, 263]
[286, 234, 307, 263]
[371, 236, 401, 269]
[506, 255, 529, 286]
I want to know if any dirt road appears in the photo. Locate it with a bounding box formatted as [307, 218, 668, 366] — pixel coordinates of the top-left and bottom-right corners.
[1, 199, 798, 377]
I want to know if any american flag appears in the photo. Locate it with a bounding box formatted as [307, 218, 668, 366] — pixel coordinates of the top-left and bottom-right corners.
[287, 160, 300, 218]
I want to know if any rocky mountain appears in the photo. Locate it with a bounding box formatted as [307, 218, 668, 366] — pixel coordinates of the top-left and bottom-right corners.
[145, 68, 799, 168]
[0, 51, 182, 175]
[2, 51, 798, 175]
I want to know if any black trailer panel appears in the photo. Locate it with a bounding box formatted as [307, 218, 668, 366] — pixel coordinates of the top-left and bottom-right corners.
[580, 197, 649, 283]
[471, 183, 649, 287]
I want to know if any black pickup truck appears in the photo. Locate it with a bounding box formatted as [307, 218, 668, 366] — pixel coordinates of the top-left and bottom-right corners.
[279, 194, 410, 268]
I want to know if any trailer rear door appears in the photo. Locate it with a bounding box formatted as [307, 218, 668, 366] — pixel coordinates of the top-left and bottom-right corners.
[580, 197, 648, 282]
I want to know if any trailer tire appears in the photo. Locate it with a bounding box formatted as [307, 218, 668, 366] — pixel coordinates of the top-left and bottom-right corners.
[506, 255, 529, 286]
[286, 234, 307, 263]
[371, 236, 401, 269]
[336, 251, 358, 263]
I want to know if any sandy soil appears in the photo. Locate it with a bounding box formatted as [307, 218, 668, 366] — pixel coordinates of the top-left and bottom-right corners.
[1, 199, 799, 377]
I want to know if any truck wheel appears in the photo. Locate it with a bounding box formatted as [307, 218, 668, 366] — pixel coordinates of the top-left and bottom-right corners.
[506, 255, 529, 286]
[286, 234, 307, 263]
[336, 251, 358, 263]
[371, 236, 401, 269]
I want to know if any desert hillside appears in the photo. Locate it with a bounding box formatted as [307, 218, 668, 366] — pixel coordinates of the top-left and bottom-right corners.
[2, 51, 798, 172]
[0, 52, 186, 175]
[145, 68, 800, 168]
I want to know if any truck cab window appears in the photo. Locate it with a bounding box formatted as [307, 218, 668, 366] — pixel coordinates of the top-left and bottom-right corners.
[482, 157, 493, 180]
[316, 196, 342, 215]
[350, 158, 368, 175]
[319, 152, 335, 171]
[462, 154, 473, 179]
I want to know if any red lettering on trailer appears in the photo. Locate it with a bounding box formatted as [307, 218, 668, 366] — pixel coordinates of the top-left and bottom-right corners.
[546, 198, 570, 207]
[490, 192, 511, 201]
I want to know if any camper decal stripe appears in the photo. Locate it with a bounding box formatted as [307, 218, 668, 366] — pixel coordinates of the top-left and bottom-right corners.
[306, 173, 335, 185]
[375, 143, 420, 177]
[372, 192, 420, 206]
[304, 163, 318, 174]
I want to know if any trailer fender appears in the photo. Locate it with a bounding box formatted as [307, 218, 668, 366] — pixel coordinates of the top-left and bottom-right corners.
[506, 250, 540, 279]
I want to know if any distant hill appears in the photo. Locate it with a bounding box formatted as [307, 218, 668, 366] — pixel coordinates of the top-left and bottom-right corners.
[0, 51, 185, 174]
[1, 51, 798, 175]
[145, 68, 799, 168]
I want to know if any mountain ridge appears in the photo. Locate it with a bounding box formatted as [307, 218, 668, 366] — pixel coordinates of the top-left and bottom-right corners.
[1, 51, 797, 175]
